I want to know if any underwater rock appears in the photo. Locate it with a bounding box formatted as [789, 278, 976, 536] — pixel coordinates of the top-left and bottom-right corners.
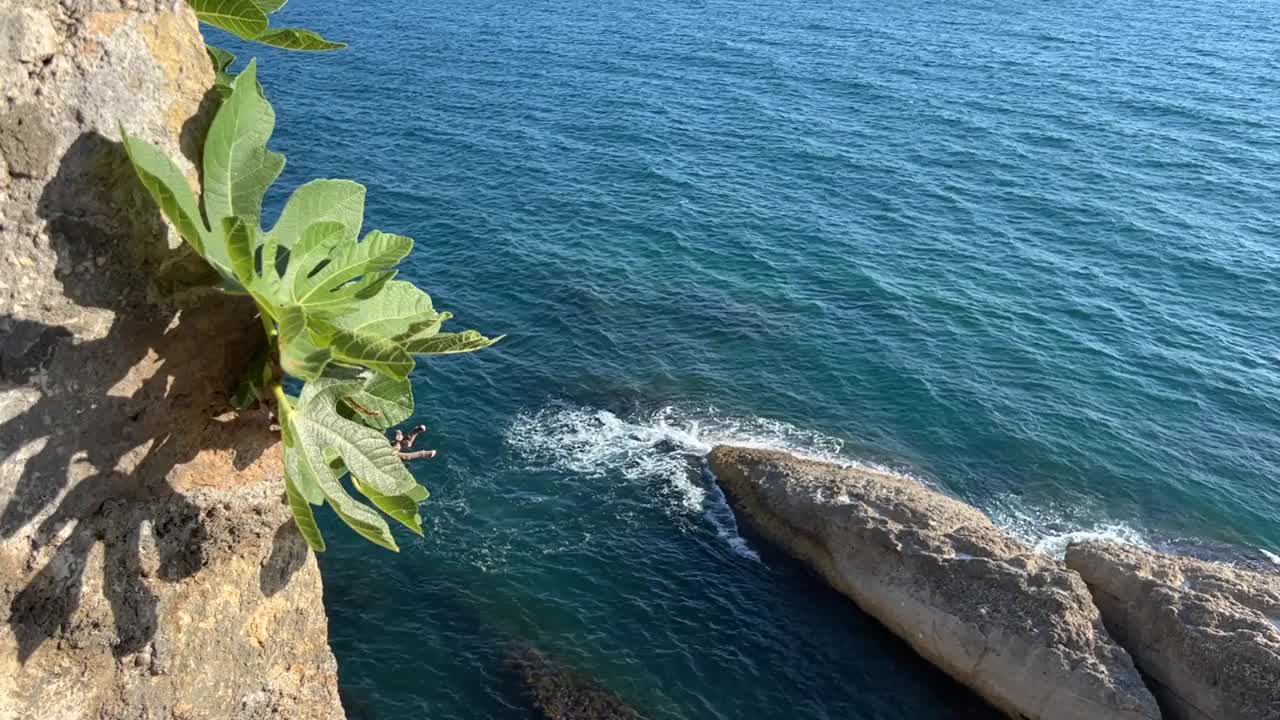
[507, 644, 645, 720]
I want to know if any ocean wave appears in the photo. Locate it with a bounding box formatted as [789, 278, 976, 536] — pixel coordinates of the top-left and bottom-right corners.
[505, 403, 1167, 563]
[986, 498, 1150, 560]
[505, 403, 852, 559]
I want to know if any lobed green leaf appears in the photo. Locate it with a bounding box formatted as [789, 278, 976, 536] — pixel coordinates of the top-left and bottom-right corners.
[119, 129, 211, 263]
[335, 373, 414, 431]
[404, 330, 504, 356]
[251, 0, 288, 13]
[206, 45, 237, 98]
[331, 280, 442, 339]
[279, 306, 333, 380]
[265, 180, 365, 252]
[203, 60, 284, 233]
[255, 28, 346, 51]
[281, 379, 439, 550]
[284, 468, 326, 551]
[352, 476, 425, 536]
[293, 379, 419, 498]
[189, 0, 269, 41]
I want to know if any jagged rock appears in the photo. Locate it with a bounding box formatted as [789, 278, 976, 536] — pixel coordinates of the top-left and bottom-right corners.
[0, 7, 57, 65]
[1065, 541, 1280, 720]
[707, 446, 1160, 720]
[507, 644, 645, 720]
[0, 1, 344, 718]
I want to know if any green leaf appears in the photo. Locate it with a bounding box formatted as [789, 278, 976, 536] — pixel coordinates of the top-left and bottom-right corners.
[291, 231, 412, 305]
[283, 422, 324, 504]
[279, 307, 332, 380]
[331, 280, 444, 339]
[203, 60, 284, 235]
[230, 341, 272, 410]
[327, 327, 413, 380]
[189, 0, 269, 41]
[119, 129, 210, 260]
[251, 0, 288, 13]
[206, 45, 237, 97]
[223, 216, 255, 286]
[284, 467, 326, 551]
[292, 379, 419, 498]
[279, 221, 349, 290]
[404, 330, 504, 356]
[265, 179, 365, 252]
[254, 28, 346, 51]
[352, 475, 425, 535]
[289, 431, 397, 551]
[272, 230, 413, 350]
[207, 44, 236, 74]
[282, 379, 435, 551]
[335, 373, 414, 430]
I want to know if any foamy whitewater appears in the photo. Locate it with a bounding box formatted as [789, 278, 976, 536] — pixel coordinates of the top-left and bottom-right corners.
[505, 404, 1157, 562]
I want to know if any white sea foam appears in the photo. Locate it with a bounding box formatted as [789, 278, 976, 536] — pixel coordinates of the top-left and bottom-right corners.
[987, 499, 1149, 560]
[506, 404, 850, 559]
[507, 403, 1159, 563]
[1259, 548, 1280, 566]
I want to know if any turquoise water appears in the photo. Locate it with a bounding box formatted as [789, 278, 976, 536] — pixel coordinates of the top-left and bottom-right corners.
[220, 0, 1280, 716]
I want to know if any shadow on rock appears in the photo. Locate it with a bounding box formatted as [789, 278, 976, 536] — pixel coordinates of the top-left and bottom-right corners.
[506, 643, 646, 720]
[1, 131, 264, 663]
[259, 521, 308, 597]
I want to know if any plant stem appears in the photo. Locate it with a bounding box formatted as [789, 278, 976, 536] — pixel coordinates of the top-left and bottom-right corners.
[272, 381, 293, 428]
[257, 308, 276, 340]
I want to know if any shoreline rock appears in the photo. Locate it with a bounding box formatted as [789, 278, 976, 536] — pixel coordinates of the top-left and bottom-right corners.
[707, 445, 1160, 720]
[1065, 541, 1280, 720]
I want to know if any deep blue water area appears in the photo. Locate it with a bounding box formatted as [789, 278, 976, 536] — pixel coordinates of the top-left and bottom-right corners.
[215, 0, 1280, 716]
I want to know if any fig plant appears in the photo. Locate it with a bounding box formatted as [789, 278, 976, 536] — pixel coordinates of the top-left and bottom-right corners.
[188, 0, 345, 52]
[186, 0, 345, 98]
[121, 61, 500, 552]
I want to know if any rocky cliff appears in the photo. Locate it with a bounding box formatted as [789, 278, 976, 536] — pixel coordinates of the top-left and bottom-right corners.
[0, 1, 344, 718]
[707, 446, 1159, 720]
[1066, 541, 1280, 720]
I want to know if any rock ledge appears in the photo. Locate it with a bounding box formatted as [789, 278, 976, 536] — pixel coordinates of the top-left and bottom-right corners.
[1065, 540, 1280, 720]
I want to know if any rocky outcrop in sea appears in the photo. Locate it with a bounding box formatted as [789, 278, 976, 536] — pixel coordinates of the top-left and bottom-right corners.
[708, 445, 1160, 720]
[1066, 541, 1280, 720]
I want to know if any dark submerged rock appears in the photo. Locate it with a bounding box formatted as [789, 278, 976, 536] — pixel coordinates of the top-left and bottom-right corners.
[507, 644, 645, 720]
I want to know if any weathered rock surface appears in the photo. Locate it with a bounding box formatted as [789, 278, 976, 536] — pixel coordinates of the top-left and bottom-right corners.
[0, 1, 344, 718]
[1065, 541, 1280, 720]
[707, 446, 1160, 720]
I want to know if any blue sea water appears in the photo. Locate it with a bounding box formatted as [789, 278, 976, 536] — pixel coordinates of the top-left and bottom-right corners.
[217, 0, 1280, 717]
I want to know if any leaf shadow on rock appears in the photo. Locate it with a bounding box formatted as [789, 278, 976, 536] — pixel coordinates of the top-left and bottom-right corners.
[1, 130, 268, 663]
[259, 520, 307, 597]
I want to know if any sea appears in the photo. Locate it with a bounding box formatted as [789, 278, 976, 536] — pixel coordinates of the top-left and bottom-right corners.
[212, 0, 1280, 716]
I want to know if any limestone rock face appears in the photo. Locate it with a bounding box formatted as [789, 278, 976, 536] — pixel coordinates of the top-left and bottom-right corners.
[1065, 541, 1280, 720]
[0, 1, 345, 718]
[707, 446, 1160, 720]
